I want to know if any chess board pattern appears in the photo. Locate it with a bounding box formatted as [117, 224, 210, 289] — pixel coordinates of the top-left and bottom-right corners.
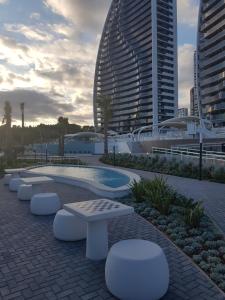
[75, 199, 121, 213]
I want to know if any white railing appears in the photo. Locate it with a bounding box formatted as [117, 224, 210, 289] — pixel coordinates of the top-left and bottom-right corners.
[152, 147, 225, 163]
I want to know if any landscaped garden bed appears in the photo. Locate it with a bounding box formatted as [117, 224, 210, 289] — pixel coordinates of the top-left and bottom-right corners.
[119, 177, 225, 292]
[101, 153, 225, 183]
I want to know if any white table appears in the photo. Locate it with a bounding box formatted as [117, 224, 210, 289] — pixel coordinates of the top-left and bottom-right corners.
[20, 176, 54, 194]
[64, 199, 134, 260]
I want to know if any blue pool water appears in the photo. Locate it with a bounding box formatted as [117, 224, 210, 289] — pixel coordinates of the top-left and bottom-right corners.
[30, 166, 130, 188]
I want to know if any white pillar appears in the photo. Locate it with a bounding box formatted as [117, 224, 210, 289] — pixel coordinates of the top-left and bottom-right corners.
[86, 220, 108, 260]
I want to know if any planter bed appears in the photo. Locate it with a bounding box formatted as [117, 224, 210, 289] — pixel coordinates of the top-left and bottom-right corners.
[101, 153, 225, 184]
[118, 180, 225, 293]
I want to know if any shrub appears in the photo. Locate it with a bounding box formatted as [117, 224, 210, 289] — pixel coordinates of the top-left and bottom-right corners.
[130, 180, 147, 203]
[144, 177, 174, 215]
[184, 202, 204, 228]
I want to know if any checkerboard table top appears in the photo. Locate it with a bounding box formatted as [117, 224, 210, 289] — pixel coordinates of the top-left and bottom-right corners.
[64, 199, 134, 222]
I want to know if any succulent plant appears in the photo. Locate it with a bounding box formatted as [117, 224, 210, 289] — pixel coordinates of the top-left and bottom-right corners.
[157, 225, 167, 232]
[199, 262, 211, 272]
[193, 255, 202, 264]
[175, 239, 187, 248]
[183, 246, 195, 256]
[214, 265, 225, 275]
[205, 241, 218, 250]
[210, 272, 223, 284]
[207, 256, 221, 264]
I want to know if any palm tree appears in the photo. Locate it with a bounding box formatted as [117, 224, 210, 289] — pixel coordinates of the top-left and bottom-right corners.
[2, 101, 12, 162]
[20, 102, 25, 128]
[57, 117, 69, 156]
[96, 95, 112, 155]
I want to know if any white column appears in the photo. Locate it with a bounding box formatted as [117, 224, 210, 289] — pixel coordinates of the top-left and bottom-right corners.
[86, 220, 108, 260]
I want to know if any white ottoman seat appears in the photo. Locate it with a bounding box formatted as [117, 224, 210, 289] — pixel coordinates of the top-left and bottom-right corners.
[18, 184, 33, 201]
[31, 193, 61, 215]
[3, 174, 13, 185]
[105, 239, 169, 300]
[53, 209, 86, 241]
[9, 178, 22, 192]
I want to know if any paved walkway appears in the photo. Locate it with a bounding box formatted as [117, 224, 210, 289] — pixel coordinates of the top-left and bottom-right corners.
[79, 155, 225, 235]
[0, 180, 224, 299]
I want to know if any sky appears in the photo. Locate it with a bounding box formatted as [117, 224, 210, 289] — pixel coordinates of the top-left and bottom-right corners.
[0, 0, 199, 126]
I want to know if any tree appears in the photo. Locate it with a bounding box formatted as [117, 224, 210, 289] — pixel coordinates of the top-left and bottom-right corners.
[2, 101, 12, 128]
[57, 117, 69, 156]
[96, 95, 112, 155]
[2, 101, 12, 162]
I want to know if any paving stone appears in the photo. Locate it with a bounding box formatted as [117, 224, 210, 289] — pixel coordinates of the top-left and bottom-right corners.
[0, 180, 225, 300]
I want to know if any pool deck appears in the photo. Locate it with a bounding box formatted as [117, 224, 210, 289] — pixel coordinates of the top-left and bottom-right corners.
[0, 179, 224, 299]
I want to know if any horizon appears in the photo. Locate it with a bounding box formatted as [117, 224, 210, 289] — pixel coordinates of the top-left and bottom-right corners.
[0, 0, 199, 126]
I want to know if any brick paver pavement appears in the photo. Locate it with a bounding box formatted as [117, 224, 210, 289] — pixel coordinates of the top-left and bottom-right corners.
[0, 180, 224, 299]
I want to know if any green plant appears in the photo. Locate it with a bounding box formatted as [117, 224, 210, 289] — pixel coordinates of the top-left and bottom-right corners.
[144, 177, 174, 215]
[184, 202, 204, 228]
[130, 180, 146, 203]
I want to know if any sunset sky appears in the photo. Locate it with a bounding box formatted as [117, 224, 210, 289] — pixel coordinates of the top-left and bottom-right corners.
[0, 0, 199, 126]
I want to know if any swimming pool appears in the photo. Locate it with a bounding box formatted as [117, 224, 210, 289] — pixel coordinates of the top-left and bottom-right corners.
[30, 166, 129, 188]
[26, 165, 140, 198]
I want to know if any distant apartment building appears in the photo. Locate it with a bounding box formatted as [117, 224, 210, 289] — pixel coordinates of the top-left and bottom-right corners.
[190, 51, 199, 117]
[177, 108, 188, 118]
[94, 0, 178, 134]
[197, 0, 225, 127]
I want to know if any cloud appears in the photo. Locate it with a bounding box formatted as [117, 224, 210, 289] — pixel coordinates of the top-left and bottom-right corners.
[0, 35, 29, 52]
[178, 44, 195, 108]
[0, 0, 7, 4]
[30, 12, 41, 20]
[44, 0, 111, 34]
[5, 24, 54, 42]
[177, 0, 199, 27]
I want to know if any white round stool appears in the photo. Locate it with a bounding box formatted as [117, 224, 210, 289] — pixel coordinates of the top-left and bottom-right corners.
[3, 174, 13, 185]
[31, 193, 61, 215]
[53, 209, 86, 241]
[18, 184, 33, 201]
[9, 178, 22, 192]
[105, 239, 169, 300]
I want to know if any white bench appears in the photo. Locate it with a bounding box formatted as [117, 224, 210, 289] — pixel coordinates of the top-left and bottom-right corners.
[18, 184, 33, 201]
[105, 239, 169, 300]
[53, 209, 86, 241]
[31, 193, 61, 215]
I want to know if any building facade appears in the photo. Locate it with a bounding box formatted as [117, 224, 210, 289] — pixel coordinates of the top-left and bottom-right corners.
[190, 51, 199, 117]
[197, 0, 225, 127]
[94, 0, 178, 134]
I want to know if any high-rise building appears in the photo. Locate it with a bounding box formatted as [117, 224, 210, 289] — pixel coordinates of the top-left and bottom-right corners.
[94, 0, 178, 134]
[190, 51, 199, 116]
[197, 0, 225, 127]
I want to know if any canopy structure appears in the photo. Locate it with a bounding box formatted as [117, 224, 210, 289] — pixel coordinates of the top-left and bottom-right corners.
[65, 132, 104, 142]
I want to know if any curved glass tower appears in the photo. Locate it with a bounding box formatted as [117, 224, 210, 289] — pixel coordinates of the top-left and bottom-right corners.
[94, 0, 178, 134]
[197, 0, 225, 127]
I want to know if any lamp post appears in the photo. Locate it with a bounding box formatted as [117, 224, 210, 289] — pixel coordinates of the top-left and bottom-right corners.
[113, 144, 116, 166]
[199, 127, 203, 181]
[45, 144, 48, 164]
